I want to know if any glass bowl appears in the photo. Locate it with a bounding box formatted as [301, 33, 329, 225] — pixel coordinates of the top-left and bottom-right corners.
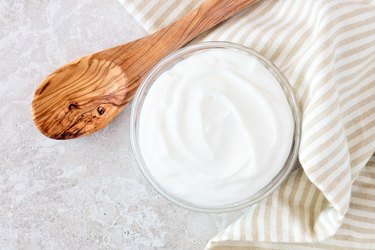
[130, 41, 301, 213]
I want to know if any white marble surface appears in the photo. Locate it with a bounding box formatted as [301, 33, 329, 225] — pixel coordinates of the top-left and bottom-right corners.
[0, 1, 242, 249]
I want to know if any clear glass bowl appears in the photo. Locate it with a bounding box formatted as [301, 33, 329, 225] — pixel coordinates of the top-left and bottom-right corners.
[130, 41, 301, 213]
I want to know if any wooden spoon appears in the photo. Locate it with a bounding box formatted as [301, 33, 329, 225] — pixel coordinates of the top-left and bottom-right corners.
[32, 0, 258, 139]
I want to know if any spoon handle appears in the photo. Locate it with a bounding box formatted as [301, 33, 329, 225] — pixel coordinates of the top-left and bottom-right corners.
[95, 0, 259, 103]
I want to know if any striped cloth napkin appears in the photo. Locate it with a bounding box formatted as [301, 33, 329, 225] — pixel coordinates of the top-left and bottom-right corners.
[118, 0, 375, 249]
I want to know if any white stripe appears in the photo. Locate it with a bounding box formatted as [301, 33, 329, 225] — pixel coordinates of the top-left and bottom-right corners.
[286, 6, 374, 81]
[162, 2, 198, 27]
[256, 199, 266, 241]
[348, 207, 375, 218]
[348, 121, 375, 150]
[143, 1, 177, 31]
[292, 175, 308, 241]
[313, 191, 326, 241]
[295, 17, 375, 99]
[210, 0, 274, 41]
[335, 228, 375, 239]
[308, 143, 348, 181]
[350, 196, 375, 208]
[252, 0, 304, 50]
[245, 206, 255, 240]
[300, 123, 346, 164]
[282, 170, 298, 241]
[302, 184, 316, 241]
[269, 188, 278, 241]
[232, 1, 286, 43]
[300, 17, 375, 84]
[267, 0, 320, 59]
[277, 0, 341, 67]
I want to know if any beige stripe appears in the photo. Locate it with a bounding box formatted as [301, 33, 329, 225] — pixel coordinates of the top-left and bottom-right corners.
[367, 159, 375, 167]
[304, 96, 339, 128]
[303, 92, 371, 135]
[299, 70, 335, 111]
[209, 0, 273, 41]
[211, 0, 275, 42]
[271, 0, 324, 62]
[132, 0, 151, 15]
[298, 177, 314, 240]
[361, 168, 375, 178]
[258, 2, 340, 56]
[302, 56, 375, 111]
[350, 202, 375, 212]
[237, 1, 288, 45]
[251, 204, 261, 240]
[352, 150, 375, 169]
[302, 102, 341, 145]
[340, 223, 375, 234]
[281, 2, 367, 72]
[310, 28, 375, 76]
[323, 167, 350, 202]
[332, 234, 375, 243]
[287, 170, 302, 241]
[351, 150, 374, 178]
[337, 56, 375, 87]
[261, 0, 316, 57]
[300, 39, 375, 105]
[301, 182, 317, 241]
[341, 83, 375, 109]
[314, 152, 349, 184]
[271, 1, 336, 62]
[347, 119, 375, 142]
[138, 1, 162, 25]
[276, 175, 289, 241]
[152, 1, 188, 30]
[349, 131, 375, 156]
[250, 0, 301, 50]
[299, 41, 375, 107]
[304, 135, 347, 174]
[292, 6, 375, 91]
[263, 192, 273, 241]
[336, 38, 375, 61]
[336, 26, 375, 51]
[345, 213, 375, 224]
[287, 169, 303, 241]
[330, 174, 351, 211]
[352, 191, 375, 201]
[336, 50, 375, 81]
[344, 106, 375, 130]
[307, 188, 320, 241]
[342, 94, 375, 122]
[354, 180, 375, 189]
[302, 129, 345, 164]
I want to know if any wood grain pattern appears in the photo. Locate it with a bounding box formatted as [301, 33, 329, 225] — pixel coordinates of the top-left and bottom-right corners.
[32, 0, 258, 139]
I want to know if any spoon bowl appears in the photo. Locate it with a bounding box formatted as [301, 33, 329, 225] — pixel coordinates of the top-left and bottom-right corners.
[31, 0, 259, 139]
[32, 56, 127, 139]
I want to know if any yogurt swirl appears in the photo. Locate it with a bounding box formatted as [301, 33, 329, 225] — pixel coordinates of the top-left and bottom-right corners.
[138, 49, 294, 207]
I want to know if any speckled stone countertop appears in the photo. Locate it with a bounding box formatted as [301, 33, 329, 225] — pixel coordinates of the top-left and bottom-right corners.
[0, 1, 242, 249]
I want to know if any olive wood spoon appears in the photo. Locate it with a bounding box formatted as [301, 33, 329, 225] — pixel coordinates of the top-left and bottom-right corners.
[32, 0, 258, 139]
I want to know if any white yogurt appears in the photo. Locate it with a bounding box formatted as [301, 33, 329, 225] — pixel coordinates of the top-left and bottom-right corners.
[138, 49, 294, 207]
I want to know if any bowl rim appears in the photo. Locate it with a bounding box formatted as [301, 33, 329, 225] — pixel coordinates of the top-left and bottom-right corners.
[130, 41, 301, 213]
